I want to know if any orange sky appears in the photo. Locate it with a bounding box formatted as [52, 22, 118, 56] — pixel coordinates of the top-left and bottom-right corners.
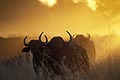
[0, 0, 120, 37]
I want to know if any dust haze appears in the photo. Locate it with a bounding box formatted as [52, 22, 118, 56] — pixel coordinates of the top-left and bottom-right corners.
[0, 0, 120, 37]
[0, 0, 120, 80]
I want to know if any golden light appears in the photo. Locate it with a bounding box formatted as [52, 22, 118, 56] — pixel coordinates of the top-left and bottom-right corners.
[38, 0, 98, 11]
[86, 0, 98, 11]
[38, 0, 57, 7]
[72, 0, 98, 11]
[72, 0, 82, 3]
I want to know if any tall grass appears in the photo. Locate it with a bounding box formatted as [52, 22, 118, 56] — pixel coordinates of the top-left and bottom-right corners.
[0, 35, 120, 80]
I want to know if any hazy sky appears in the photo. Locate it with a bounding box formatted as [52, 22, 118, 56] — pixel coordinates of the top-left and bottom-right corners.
[0, 0, 120, 37]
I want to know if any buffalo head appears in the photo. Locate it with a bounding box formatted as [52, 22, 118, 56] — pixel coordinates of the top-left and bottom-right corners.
[48, 31, 72, 49]
[73, 33, 90, 41]
[22, 32, 48, 53]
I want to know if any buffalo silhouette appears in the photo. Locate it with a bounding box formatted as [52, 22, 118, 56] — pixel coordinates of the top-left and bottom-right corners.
[22, 31, 90, 79]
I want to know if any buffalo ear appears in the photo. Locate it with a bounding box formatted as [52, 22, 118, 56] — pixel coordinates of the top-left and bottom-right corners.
[22, 47, 30, 52]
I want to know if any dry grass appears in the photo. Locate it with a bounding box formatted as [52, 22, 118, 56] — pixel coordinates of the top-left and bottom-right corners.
[0, 34, 120, 80]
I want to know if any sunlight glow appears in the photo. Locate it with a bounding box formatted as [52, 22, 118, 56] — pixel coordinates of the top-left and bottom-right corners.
[72, 0, 82, 3]
[38, 0, 98, 11]
[38, 0, 57, 7]
[86, 0, 98, 11]
[72, 0, 98, 11]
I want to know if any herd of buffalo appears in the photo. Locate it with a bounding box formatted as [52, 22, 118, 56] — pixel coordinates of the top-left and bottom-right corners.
[22, 31, 96, 78]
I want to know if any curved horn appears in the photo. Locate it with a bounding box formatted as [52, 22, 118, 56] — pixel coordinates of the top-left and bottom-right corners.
[24, 36, 29, 46]
[87, 33, 90, 39]
[73, 33, 76, 38]
[39, 32, 44, 42]
[66, 31, 72, 43]
[39, 32, 48, 43]
[44, 35, 48, 43]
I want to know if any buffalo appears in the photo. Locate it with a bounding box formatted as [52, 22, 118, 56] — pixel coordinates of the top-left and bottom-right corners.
[22, 31, 90, 79]
[73, 34, 96, 63]
[22, 32, 48, 74]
